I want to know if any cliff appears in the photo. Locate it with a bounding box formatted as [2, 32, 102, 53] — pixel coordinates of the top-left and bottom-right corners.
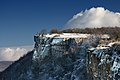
[0, 33, 119, 80]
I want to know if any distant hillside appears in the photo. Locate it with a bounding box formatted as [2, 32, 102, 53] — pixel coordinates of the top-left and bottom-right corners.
[0, 61, 13, 72]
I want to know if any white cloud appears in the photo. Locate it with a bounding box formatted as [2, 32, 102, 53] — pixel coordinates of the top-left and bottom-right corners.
[65, 7, 120, 29]
[0, 46, 33, 61]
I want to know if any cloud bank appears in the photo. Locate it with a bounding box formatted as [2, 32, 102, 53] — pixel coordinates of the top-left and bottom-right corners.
[65, 7, 120, 29]
[0, 46, 33, 61]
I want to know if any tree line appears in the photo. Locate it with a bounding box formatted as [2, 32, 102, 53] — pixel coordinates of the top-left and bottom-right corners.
[50, 27, 120, 40]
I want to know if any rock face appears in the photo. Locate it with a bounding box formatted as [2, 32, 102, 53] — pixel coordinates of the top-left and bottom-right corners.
[32, 33, 97, 80]
[87, 42, 120, 80]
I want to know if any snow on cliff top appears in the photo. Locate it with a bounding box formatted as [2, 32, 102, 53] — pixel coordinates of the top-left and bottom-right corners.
[35, 33, 91, 38]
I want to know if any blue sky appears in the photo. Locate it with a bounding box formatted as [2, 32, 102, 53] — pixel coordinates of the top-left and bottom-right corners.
[0, 0, 120, 47]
